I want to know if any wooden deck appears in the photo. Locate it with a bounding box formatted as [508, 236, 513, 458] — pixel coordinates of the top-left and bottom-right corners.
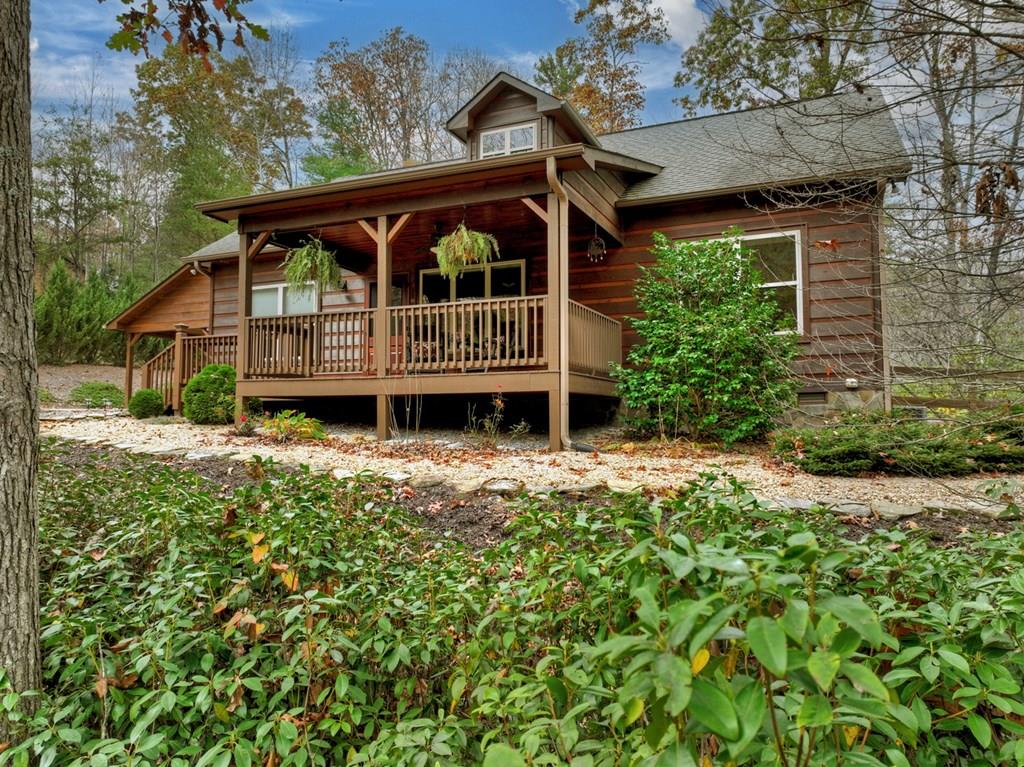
[142, 295, 621, 410]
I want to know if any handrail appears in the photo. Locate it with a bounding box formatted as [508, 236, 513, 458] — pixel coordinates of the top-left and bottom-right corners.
[140, 344, 176, 408]
[567, 299, 622, 377]
[386, 295, 546, 374]
[246, 309, 375, 378]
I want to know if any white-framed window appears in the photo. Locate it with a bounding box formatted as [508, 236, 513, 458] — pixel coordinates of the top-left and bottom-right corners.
[479, 123, 537, 159]
[419, 260, 526, 303]
[739, 230, 803, 334]
[251, 282, 317, 317]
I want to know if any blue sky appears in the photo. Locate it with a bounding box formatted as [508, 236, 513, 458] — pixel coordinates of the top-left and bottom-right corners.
[30, 0, 704, 125]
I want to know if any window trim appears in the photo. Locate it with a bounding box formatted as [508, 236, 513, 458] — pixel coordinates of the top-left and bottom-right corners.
[418, 259, 527, 303]
[251, 281, 318, 317]
[479, 122, 537, 159]
[700, 229, 804, 335]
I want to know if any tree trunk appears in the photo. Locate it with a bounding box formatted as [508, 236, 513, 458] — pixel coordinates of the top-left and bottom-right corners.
[0, 0, 42, 737]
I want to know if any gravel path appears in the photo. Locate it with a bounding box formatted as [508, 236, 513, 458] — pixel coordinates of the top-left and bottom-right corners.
[40, 413, 1022, 508]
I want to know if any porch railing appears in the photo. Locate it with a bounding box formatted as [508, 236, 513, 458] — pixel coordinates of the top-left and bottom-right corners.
[246, 309, 375, 378]
[182, 335, 238, 382]
[387, 295, 546, 373]
[141, 344, 175, 407]
[568, 299, 622, 377]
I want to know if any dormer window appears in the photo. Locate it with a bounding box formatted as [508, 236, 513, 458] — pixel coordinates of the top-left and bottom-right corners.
[480, 123, 536, 158]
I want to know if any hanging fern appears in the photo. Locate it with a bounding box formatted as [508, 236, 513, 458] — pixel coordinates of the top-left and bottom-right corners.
[430, 223, 500, 278]
[283, 237, 342, 294]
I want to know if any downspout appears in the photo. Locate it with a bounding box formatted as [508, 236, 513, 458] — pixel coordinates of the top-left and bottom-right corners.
[546, 157, 573, 451]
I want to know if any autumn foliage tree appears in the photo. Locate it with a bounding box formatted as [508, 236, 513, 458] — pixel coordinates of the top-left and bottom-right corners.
[535, 0, 669, 134]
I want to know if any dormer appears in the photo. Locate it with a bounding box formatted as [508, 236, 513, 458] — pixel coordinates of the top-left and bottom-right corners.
[446, 72, 600, 161]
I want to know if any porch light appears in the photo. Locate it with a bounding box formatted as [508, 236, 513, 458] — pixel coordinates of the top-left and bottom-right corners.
[587, 223, 606, 263]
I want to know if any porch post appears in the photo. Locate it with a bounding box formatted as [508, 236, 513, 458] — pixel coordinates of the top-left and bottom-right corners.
[546, 190, 569, 451]
[123, 332, 139, 406]
[171, 323, 188, 415]
[375, 215, 392, 440]
[235, 231, 253, 423]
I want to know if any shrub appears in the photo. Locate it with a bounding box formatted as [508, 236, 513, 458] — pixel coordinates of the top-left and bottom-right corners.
[68, 380, 124, 408]
[775, 408, 1024, 476]
[5, 444, 1024, 766]
[182, 364, 236, 424]
[127, 388, 165, 419]
[614, 231, 798, 444]
[262, 409, 327, 441]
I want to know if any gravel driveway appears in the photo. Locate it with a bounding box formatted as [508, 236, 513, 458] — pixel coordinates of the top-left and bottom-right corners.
[39, 413, 1022, 509]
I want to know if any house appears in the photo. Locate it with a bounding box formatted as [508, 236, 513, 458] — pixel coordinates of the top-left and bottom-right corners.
[107, 73, 910, 450]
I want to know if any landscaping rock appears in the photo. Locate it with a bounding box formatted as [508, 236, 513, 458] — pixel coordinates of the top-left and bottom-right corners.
[960, 500, 1014, 519]
[409, 474, 444, 489]
[872, 500, 923, 519]
[185, 451, 219, 461]
[452, 478, 484, 494]
[773, 497, 819, 512]
[482, 478, 524, 496]
[921, 499, 964, 513]
[821, 499, 872, 517]
[332, 468, 356, 481]
[555, 481, 607, 496]
[381, 470, 413, 484]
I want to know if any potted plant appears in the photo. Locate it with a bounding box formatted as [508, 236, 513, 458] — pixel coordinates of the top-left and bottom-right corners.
[283, 237, 343, 293]
[430, 222, 500, 278]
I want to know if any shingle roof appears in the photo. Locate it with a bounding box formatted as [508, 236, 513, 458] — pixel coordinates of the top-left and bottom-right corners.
[183, 232, 285, 262]
[600, 87, 910, 204]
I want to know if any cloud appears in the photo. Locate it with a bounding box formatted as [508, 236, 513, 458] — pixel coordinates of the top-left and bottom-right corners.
[30, 37, 39, 53]
[31, 50, 138, 105]
[652, 0, 706, 48]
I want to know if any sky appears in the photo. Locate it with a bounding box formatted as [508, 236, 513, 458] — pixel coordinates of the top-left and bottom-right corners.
[29, 0, 705, 126]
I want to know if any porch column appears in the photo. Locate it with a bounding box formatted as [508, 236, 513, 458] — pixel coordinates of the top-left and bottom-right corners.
[546, 189, 570, 451]
[123, 332, 140, 406]
[235, 231, 253, 423]
[375, 215, 392, 441]
[171, 323, 188, 415]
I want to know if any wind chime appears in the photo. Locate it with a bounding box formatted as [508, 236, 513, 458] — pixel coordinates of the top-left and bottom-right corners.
[587, 222, 607, 263]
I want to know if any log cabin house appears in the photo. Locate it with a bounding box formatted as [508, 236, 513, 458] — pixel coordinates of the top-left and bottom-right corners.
[107, 73, 910, 450]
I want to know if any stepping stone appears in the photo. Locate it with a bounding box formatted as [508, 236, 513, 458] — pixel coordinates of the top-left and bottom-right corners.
[607, 479, 644, 494]
[184, 451, 218, 460]
[554, 481, 607, 495]
[773, 497, 819, 512]
[409, 474, 444, 489]
[960, 501, 1015, 519]
[921, 499, 964, 513]
[482, 478, 524, 496]
[451, 478, 483, 494]
[381, 470, 412, 484]
[332, 468, 356, 481]
[818, 498, 872, 517]
[872, 500, 923, 519]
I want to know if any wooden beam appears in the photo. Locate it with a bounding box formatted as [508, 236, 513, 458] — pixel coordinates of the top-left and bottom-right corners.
[357, 219, 379, 244]
[241, 179, 550, 234]
[235, 232, 253, 423]
[247, 229, 272, 260]
[123, 332, 140, 405]
[375, 215, 392, 440]
[564, 184, 623, 245]
[387, 212, 414, 244]
[520, 197, 548, 224]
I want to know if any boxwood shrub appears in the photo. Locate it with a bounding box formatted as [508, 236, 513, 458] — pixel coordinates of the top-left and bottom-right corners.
[182, 364, 236, 424]
[775, 408, 1024, 476]
[127, 388, 165, 419]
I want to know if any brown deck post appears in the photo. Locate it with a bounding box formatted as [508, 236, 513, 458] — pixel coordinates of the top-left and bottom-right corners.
[171, 323, 188, 414]
[123, 332, 139, 405]
[375, 215, 392, 440]
[546, 189, 564, 452]
[235, 231, 254, 423]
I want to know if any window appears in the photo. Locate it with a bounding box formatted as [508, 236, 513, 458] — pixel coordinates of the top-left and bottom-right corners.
[251, 282, 317, 317]
[740, 230, 803, 333]
[479, 123, 536, 158]
[418, 260, 526, 303]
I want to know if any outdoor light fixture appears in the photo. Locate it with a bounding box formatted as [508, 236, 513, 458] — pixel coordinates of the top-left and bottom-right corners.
[587, 223, 606, 263]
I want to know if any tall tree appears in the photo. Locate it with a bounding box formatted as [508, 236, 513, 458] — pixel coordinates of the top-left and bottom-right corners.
[0, 0, 42, 736]
[537, 0, 669, 134]
[674, 0, 876, 114]
[0, 0, 262, 740]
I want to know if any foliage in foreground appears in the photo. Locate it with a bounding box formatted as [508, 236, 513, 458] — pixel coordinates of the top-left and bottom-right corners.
[127, 389, 166, 420]
[614, 232, 798, 444]
[5, 443, 1024, 766]
[68, 381, 125, 409]
[261, 410, 327, 442]
[182, 364, 236, 425]
[775, 408, 1024, 476]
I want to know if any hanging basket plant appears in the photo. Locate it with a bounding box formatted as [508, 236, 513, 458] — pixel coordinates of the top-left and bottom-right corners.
[283, 237, 342, 294]
[430, 222, 500, 278]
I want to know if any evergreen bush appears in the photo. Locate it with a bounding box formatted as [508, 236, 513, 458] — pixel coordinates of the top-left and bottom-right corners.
[128, 388, 166, 419]
[182, 364, 236, 424]
[614, 231, 798, 443]
[774, 409, 1024, 476]
[69, 381, 124, 408]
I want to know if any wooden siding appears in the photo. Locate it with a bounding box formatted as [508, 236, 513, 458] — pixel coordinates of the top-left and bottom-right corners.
[568, 195, 883, 391]
[468, 88, 547, 161]
[117, 270, 211, 335]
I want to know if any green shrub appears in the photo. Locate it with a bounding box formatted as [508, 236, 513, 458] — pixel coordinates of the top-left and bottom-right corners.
[38, 388, 56, 405]
[5, 444, 1024, 766]
[262, 409, 327, 441]
[614, 231, 798, 444]
[182, 364, 236, 424]
[775, 408, 1024, 476]
[127, 388, 166, 419]
[68, 380, 124, 408]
